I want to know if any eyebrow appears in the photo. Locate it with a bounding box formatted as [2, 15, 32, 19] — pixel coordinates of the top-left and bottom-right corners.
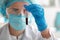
[9, 7, 19, 10]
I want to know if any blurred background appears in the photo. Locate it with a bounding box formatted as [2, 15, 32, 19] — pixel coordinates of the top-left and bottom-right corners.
[0, 0, 60, 38]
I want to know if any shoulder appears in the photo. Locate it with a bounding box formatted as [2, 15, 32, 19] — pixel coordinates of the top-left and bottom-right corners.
[0, 24, 8, 35]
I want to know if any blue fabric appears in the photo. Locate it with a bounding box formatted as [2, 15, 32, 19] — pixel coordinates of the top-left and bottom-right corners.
[5, 0, 32, 7]
[0, 6, 6, 16]
[9, 14, 26, 31]
[9, 13, 34, 30]
[24, 4, 47, 31]
[0, 0, 7, 16]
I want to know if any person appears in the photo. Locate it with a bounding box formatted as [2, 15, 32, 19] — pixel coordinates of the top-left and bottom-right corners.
[0, 0, 56, 40]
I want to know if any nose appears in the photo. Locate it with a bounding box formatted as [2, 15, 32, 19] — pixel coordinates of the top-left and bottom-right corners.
[17, 10, 24, 15]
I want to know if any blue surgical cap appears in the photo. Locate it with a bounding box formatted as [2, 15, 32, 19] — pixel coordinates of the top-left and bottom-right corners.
[0, 0, 39, 16]
[6, 0, 33, 8]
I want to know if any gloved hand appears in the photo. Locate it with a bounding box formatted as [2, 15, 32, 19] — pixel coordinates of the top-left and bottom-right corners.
[24, 4, 47, 32]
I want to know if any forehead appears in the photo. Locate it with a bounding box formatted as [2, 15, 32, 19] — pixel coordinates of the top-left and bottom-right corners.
[9, 2, 28, 8]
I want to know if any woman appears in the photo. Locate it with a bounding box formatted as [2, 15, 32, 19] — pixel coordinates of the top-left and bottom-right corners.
[0, 0, 56, 40]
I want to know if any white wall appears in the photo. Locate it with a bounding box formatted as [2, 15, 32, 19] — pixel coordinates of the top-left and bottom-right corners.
[44, 7, 60, 38]
[44, 7, 60, 27]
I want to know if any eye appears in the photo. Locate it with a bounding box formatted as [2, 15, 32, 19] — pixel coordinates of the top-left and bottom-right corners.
[12, 8, 19, 12]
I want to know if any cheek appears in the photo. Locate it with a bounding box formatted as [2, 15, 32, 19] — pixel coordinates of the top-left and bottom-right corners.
[6, 9, 15, 14]
[8, 10, 16, 14]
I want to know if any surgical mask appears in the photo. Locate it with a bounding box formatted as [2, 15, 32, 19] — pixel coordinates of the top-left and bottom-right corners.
[9, 14, 26, 31]
[9, 13, 33, 31]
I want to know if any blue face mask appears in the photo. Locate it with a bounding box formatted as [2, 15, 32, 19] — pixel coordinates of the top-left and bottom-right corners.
[9, 14, 26, 31]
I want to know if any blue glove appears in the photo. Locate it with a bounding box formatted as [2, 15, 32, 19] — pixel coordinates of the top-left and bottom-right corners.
[24, 4, 47, 31]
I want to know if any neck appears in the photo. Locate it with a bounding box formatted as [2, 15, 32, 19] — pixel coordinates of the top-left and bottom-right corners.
[9, 24, 25, 37]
